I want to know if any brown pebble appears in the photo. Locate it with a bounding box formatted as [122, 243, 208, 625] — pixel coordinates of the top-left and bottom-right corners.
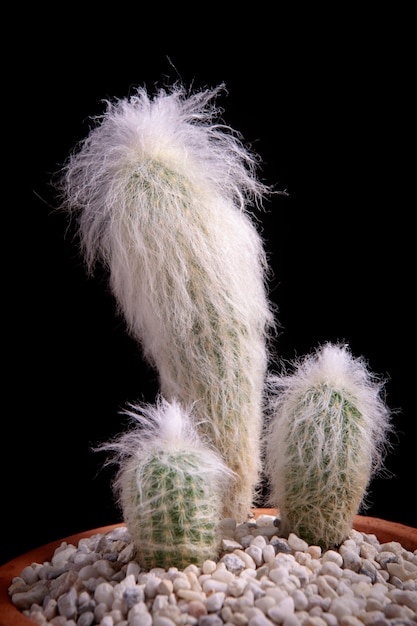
[187, 599, 207, 618]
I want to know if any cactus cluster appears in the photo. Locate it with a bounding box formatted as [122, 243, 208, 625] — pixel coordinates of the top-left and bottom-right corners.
[58, 81, 393, 566]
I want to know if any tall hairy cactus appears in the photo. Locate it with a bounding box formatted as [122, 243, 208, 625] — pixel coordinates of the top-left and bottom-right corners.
[264, 343, 392, 549]
[57, 83, 275, 520]
[99, 397, 234, 568]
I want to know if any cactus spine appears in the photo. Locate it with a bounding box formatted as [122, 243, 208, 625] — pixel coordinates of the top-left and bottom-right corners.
[99, 397, 235, 568]
[264, 343, 392, 549]
[58, 84, 275, 521]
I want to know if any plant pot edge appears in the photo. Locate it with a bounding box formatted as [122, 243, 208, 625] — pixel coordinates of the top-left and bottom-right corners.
[1, 510, 416, 626]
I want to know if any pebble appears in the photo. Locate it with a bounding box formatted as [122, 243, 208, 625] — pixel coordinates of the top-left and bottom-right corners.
[8, 516, 417, 625]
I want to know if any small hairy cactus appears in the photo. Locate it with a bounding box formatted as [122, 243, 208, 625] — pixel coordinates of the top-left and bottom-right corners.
[264, 342, 392, 549]
[57, 83, 276, 520]
[99, 397, 235, 569]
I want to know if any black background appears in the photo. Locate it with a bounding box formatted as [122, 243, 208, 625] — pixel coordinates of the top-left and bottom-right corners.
[2, 9, 415, 566]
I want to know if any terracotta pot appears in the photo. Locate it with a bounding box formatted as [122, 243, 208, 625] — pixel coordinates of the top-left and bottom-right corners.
[1, 510, 416, 626]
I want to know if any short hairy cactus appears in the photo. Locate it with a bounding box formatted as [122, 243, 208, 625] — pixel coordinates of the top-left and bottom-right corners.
[99, 397, 235, 569]
[57, 83, 276, 520]
[264, 343, 392, 549]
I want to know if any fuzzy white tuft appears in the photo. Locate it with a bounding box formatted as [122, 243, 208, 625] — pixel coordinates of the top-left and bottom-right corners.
[264, 342, 393, 548]
[57, 83, 276, 520]
[99, 395, 232, 463]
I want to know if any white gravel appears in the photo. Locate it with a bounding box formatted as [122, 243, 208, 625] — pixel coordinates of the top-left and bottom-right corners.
[8, 514, 417, 625]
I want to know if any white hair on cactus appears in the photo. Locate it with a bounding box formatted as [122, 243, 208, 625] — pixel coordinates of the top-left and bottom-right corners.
[97, 396, 236, 568]
[264, 342, 393, 548]
[59, 83, 268, 274]
[57, 83, 277, 520]
[101, 395, 227, 460]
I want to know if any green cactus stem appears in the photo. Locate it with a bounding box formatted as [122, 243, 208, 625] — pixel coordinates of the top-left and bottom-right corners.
[57, 84, 276, 521]
[264, 343, 392, 549]
[99, 397, 235, 569]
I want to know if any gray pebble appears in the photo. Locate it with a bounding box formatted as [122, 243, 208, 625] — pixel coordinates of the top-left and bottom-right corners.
[270, 538, 292, 554]
[77, 611, 95, 626]
[122, 585, 144, 608]
[359, 560, 378, 583]
[221, 553, 246, 574]
[342, 550, 363, 572]
[11, 581, 50, 610]
[57, 586, 77, 619]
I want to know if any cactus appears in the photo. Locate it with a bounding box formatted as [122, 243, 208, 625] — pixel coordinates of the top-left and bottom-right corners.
[57, 83, 276, 521]
[264, 343, 392, 549]
[99, 397, 235, 569]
